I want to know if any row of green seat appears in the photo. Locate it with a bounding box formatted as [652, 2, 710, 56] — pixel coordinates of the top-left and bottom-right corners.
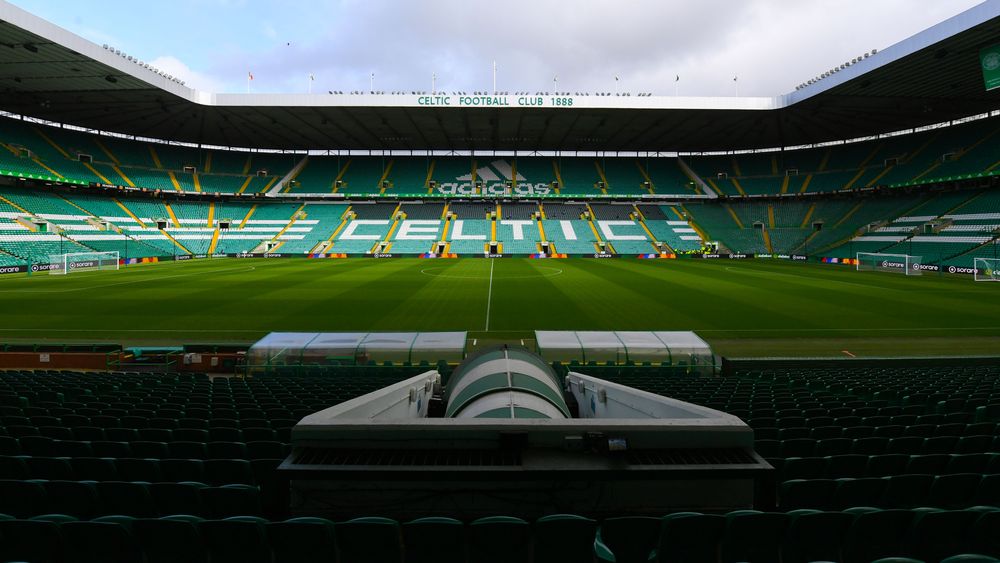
[0, 479, 265, 520]
[2, 509, 999, 563]
[774, 453, 1000, 480]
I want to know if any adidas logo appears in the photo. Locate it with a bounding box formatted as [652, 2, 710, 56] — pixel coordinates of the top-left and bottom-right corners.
[436, 159, 553, 196]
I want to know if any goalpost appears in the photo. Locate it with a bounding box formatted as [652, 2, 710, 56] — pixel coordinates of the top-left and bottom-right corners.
[47, 251, 120, 275]
[974, 257, 1000, 282]
[856, 252, 923, 275]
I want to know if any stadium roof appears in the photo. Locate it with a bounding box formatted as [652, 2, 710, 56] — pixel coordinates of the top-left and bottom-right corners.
[1, 1, 1000, 152]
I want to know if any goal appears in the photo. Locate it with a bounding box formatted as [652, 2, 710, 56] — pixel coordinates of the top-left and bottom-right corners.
[856, 252, 923, 275]
[974, 257, 1000, 282]
[47, 251, 120, 275]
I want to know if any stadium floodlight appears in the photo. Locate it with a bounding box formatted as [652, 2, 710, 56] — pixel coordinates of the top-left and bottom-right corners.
[856, 253, 923, 276]
[974, 258, 999, 282]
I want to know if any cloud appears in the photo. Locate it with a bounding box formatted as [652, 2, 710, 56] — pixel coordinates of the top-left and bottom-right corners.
[197, 0, 985, 96]
[147, 55, 227, 92]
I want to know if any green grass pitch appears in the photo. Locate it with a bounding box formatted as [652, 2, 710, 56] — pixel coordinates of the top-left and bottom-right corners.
[2, 258, 998, 357]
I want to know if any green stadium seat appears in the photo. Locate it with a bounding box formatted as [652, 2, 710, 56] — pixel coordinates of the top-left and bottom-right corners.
[0, 519, 64, 563]
[96, 481, 157, 517]
[129, 440, 170, 459]
[92, 441, 132, 458]
[0, 456, 28, 479]
[44, 480, 99, 519]
[208, 441, 247, 459]
[104, 428, 138, 441]
[202, 484, 262, 518]
[267, 517, 337, 563]
[779, 479, 836, 510]
[906, 454, 950, 475]
[205, 427, 244, 442]
[782, 509, 853, 563]
[67, 457, 117, 480]
[868, 454, 910, 477]
[204, 459, 255, 486]
[842, 509, 914, 563]
[833, 478, 888, 510]
[781, 438, 817, 457]
[469, 516, 531, 563]
[971, 511, 1000, 558]
[117, 457, 164, 482]
[853, 437, 890, 455]
[722, 510, 789, 563]
[947, 453, 993, 473]
[335, 516, 403, 563]
[939, 555, 1000, 563]
[138, 428, 174, 442]
[956, 436, 993, 454]
[169, 441, 209, 459]
[925, 474, 982, 509]
[201, 516, 272, 563]
[0, 436, 20, 455]
[38, 426, 74, 440]
[62, 517, 144, 563]
[782, 457, 826, 479]
[532, 514, 597, 563]
[654, 512, 726, 563]
[402, 516, 466, 563]
[30, 513, 79, 523]
[975, 474, 1000, 506]
[906, 508, 978, 562]
[595, 516, 662, 563]
[816, 438, 853, 456]
[160, 458, 206, 482]
[881, 475, 934, 509]
[19, 436, 55, 456]
[0, 479, 48, 517]
[827, 454, 869, 478]
[134, 515, 210, 563]
[149, 481, 207, 517]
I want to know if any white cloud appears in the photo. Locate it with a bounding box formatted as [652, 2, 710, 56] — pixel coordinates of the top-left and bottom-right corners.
[147, 55, 227, 92]
[119, 0, 987, 96]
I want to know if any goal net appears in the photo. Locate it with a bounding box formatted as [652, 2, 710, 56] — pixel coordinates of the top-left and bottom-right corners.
[974, 257, 1000, 282]
[47, 251, 120, 275]
[856, 252, 923, 275]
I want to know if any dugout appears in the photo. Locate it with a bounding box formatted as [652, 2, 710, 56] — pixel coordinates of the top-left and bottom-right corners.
[535, 330, 716, 373]
[246, 331, 467, 372]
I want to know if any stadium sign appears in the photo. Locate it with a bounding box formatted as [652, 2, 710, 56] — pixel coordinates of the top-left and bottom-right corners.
[30, 263, 60, 272]
[592, 253, 616, 258]
[436, 159, 553, 196]
[980, 43, 1000, 91]
[0, 265, 25, 275]
[416, 95, 575, 108]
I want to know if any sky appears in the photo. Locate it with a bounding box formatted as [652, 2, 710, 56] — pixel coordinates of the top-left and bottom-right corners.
[8, 0, 990, 97]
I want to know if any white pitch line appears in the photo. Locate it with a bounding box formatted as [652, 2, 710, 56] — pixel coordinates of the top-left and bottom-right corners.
[484, 258, 495, 331]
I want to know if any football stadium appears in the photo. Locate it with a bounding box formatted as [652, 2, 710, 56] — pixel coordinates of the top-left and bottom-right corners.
[1, 0, 1000, 561]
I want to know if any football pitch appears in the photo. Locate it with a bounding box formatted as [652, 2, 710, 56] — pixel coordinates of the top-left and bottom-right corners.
[1, 257, 998, 357]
